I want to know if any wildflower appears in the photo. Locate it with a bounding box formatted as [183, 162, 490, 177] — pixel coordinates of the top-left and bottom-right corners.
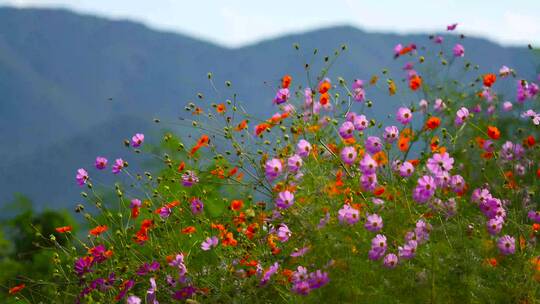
[216, 103, 226, 114]
[413, 175, 436, 203]
[296, 139, 312, 157]
[8, 284, 25, 295]
[434, 98, 446, 112]
[425, 117, 441, 130]
[291, 247, 310, 257]
[383, 126, 399, 143]
[190, 134, 209, 155]
[131, 133, 144, 147]
[136, 261, 160, 276]
[360, 173, 378, 191]
[522, 109, 540, 125]
[383, 253, 399, 268]
[201, 236, 219, 251]
[282, 75, 292, 88]
[260, 262, 279, 286]
[487, 126, 500, 140]
[265, 158, 283, 180]
[89, 225, 108, 236]
[147, 278, 158, 304]
[365, 213, 383, 232]
[487, 216, 504, 235]
[453, 44, 465, 57]
[275, 224, 292, 242]
[352, 79, 366, 102]
[365, 136, 382, 154]
[369, 234, 387, 260]
[308, 270, 330, 289]
[127, 296, 141, 304]
[483, 74, 496, 87]
[318, 80, 331, 94]
[173, 286, 197, 300]
[338, 121, 355, 139]
[396, 107, 413, 125]
[55, 226, 72, 233]
[182, 170, 199, 187]
[273, 88, 290, 104]
[499, 65, 512, 76]
[359, 153, 378, 175]
[338, 204, 359, 225]
[497, 235, 516, 255]
[190, 198, 204, 215]
[230, 199, 244, 211]
[399, 161, 415, 177]
[434, 35, 443, 43]
[76, 168, 89, 186]
[447, 23, 458, 31]
[292, 280, 311, 295]
[528, 210, 540, 223]
[450, 175, 465, 193]
[427, 152, 454, 175]
[455, 107, 469, 126]
[409, 75, 422, 91]
[95, 157, 108, 170]
[353, 114, 369, 131]
[419, 99, 428, 112]
[398, 240, 418, 259]
[502, 101, 513, 112]
[276, 191, 294, 209]
[340, 146, 357, 165]
[112, 158, 125, 174]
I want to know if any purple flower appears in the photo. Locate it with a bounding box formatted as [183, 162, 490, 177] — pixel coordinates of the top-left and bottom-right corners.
[340, 146, 357, 165]
[359, 153, 378, 175]
[130, 199, 142, 208]
[414, 220, 432, 244]
[396, 107, 413, 125]
[360, 173, 378, 191]
[501, 141, 525, 161]
[528, 210, 540, 223]
[291, 247, 310, 257]
[365, 136, 382, 154]
[273, 88, 290, 104]
[287, 154, 303, 172]
[413, 175, 436, 203]
[487, 216, 504, 235]
[260, 262, 279, 286]
[383, 253, 399, 268]
[190, 198, 204, 215]
[115, 279, 134, 301]
[76, 168, 89, 186]
[95, 157, 108, 170]
[338, 204, 359, 225]
[497, 235, 516, 255]
[394, 43, 403, 56]
[399, 161, 414, 177]
[365, 213, 383, 232]
[136, 261, 160, 276]
[131, 133, 145, 147]
[521, 110, 540, 125]
[427, 152, 454, 175]
[454, 107, 469, 126]
[352, 79, 366, 102]
[398, 240, 418, 259]
[146, 277, 158, 304]
[453, 44, 465, 57]
[265, 158, 283, 180]
[201, 236, 219, 251]
[353, 114, 369, 131]
[383, 126, 399, 143]
[339, 121, 355, 139]
[173, 286, 197, 300]
[74, 256, 94, 276]
[419, 99, 428, 112]
[127, 296, 141, 304]
[275, 224, 291, 242]
[450, 175, 465, 193]
[182, 170, 199, 187]
[308, 270, 329, 289]
[112, 158, 125, 174]
[447, 23, 458, 31]
[276, 191, 294, 209]
[304, 88, 313, 106]
[434, 98, 446, 112]
[502, 101, 513, 112]
[369, 234, 387, 260]
[292, 281, 311, 295]
[434, 36, 443, 44]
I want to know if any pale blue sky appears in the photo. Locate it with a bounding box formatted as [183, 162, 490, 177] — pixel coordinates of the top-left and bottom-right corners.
[1, 0, 539, 47]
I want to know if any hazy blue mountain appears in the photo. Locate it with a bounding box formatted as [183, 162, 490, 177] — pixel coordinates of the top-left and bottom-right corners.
[0, 7, 537, 209]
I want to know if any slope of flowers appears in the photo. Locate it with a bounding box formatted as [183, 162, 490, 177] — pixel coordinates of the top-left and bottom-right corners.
[9, 24, 540, 303]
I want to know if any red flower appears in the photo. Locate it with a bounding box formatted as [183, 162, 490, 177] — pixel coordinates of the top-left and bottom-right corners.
[318, 81, 331, 94]
[483, 73, 496, 87]
[425, 117, 441, 130]
[55, 226, 72, 233]
[487, 126, 500, 140]
[281, 75, 292, 88]
[9, 284, 25, 295]
[409, 75, 422, 91]
[89, 225, 108, 236]
[230, 200, 244, 211]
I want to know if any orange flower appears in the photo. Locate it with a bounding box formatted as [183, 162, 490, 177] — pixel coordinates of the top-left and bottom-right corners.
[524, 135, 535, 147]
[373, 151, 388, 165]
[318, 81, 331, 94]
[409, 159, 420, 166]
[319, 92, 330, 105]
[409, 75, 422, 91]
[425, 117, 441, 130]
[255, 123, 270, 136]
[398, 137, 410, 152]
[485, 257, 498, 267]
[483, 73, 496, 87]
[230, 200, 244, 211]
[55, 226, 72, 233]
[487, 126, 500, 140]
[234, 120, 248, 131]
[282, 75, 292, 88]
[216, 103, 226, 114]
[177, 161, 186, 172]
[370, 75, 379, 85]
[8, 283, 25, 295]
[221, 231, 238, 247]
[89, 225, 108, 236]
[190, 134, 210, 155]
[181, 226, 196, 234]
[374, 186, 385, 196]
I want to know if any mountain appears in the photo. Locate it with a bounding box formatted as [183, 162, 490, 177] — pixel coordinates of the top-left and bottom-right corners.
[0, 7, 537, 209]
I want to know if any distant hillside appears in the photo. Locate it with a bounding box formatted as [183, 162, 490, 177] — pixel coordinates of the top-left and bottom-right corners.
[0, 7, 537, 208]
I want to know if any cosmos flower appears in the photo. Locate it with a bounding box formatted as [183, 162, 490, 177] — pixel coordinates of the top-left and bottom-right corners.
[338, 204, 359, 225]
[399, 161, 415, 177]
[131, 133, 144, 147]
[112, 158, 125, 174]
[383, 253, 399, 268]
[497, 235, 516, 255]
[383, 126, 399, 143]
[95, 156, 108, 170]
[182, 170, 199, 187]
[454, 107, 469, 126]
[265, 158, 283, 180]
[396, 107, 413, 125]
[76, 168, 89, 186]
[201, 236, 219, 251]
[340, 146, 357, 165]
[190, 198, 204, 215]
[339, 121, 355, 139]
[276, 191, 294, 209]
[453, 44, 465, 57]
[365, 213, 383, 232]
[365, 136, 382, 154]
[426, 152, 454, 175]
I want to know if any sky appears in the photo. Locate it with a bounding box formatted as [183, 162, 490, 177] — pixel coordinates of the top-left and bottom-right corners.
[1, 0, 539, 48]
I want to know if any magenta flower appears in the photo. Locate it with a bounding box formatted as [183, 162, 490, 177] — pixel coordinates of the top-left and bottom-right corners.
[273, 88, 290, 104]
[265, 158, 283, 180]
[413, 175, 436, 203]
[359, 153, 378, 175]
[291, 247, 310, 257]
[95, 157, 108, 170]
[528, 210, 540, 223]
[399, 161, 414, 177]
[360, 173, 378, 191]
[434, 98, 446, 112]
[112, 158, 125, 174]
[365, 136, 382, 154]
[454, 107, 469, 126]
[130, 198, 142, 208]
[419, 99, 428, 112]
[338, 204, 359, 225]
[131, 133, 144, 147]
[275, 224, 292, 242]
[398, 240, 417, 259]
[369, 234, 387, 260]
[76, 168, 89, 186]
[308, 270, 329, 289]
[146, 277, 158, 304]
[287, 154, 303, 172]
[453, 44, 465, 57]
[447, 23, 458, 31]
[338, 121, 355, 139]
[340, 146, 357, 165]
[353, 114, 369, 131]
[276, 190, 294, 209]
[383, 253, 399, 268]
[427, 152, 454, 175]
[414, 220, 432, 244]
[383, 126, 399, 143]
[487, 216, 504, 235]
[502, 101, 512, 112]
[201, 236, 219, 251]
[158, 206, 172, 218]
[173, 286, 196, 300]
[497, 235, 515, 255]
[292, 281, 311, 295]
[434, 36, 443, 44]
[182, 170, 199, 187]
[352, 79, 366, 102]
[365, 213, 383, 232]
[304, 88, 313, 106]
[396, 107, 413, 125]
[393, 43, 403, 56]
[190, 198, 204, 215]
[260, 262, 279, 286]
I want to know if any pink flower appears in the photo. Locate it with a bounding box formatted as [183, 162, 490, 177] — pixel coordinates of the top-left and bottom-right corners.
[396, 107, 413, 125]
[276, 191, 294, 209]
[287, 154, 303, 172]
[131, 133, 144, 147]
[383, 126, 399, 143]
[201, 236, 219, 251]
[502, 101, 513, 112]
[112, 158, 125, 174]
[95, 157, 108, 170]
[265, 158, 283, 180]
[338, 121, 355, 139]
[365, 213, 383, 232]
[338, 204, 359, 225]
[76, 168, 89, 186]
[497, 235, 515, 255]
[453, 44, 465, 57]
[454, 107, 469, 126]
[446, 23, 458, 31]
[296, 140, 312, 158]
[399, 161, 415, 177]
[340, 146, 357, 165]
